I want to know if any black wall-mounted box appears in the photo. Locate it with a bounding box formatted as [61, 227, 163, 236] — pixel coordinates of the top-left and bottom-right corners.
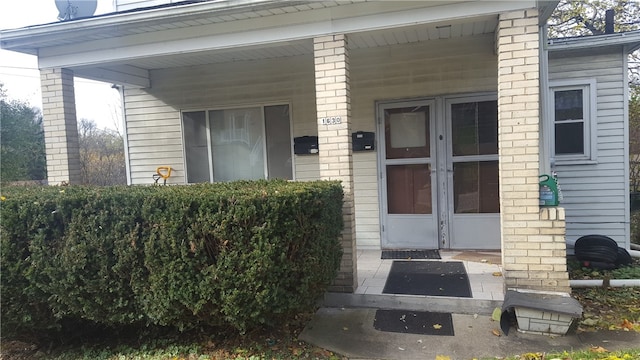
[294, 136, 319, 155]
[352, 131, 375, 151]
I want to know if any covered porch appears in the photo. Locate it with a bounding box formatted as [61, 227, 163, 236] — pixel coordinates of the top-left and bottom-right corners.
[0, 0, 569, 296]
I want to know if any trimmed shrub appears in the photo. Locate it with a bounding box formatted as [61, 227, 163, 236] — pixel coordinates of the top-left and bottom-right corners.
[0, 180, 343, 335]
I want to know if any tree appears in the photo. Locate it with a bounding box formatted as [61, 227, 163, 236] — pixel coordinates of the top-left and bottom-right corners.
[548, 0, 640, 84]
[78, 118, 126, 186]
[0, 84, 47, 182]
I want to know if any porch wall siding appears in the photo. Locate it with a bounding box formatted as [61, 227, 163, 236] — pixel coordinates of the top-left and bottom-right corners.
[123, 34, 498, 249]
[124, 87, 185, 184]
[123, 55, 319, 185]
[548, 50, 628, 246]
[349, 33, 498, 249]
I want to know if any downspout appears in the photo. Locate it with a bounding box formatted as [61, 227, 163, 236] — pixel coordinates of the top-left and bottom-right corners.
[539, 24, 551, 175]
[118, 85, 132, 185]
[571, 279, 640, 288]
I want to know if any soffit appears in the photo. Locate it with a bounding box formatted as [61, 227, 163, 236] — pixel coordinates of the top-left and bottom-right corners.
[77, 16, 498, 71]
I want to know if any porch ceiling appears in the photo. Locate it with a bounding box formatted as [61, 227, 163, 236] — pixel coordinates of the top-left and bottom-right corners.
[73, 16, 498, 83]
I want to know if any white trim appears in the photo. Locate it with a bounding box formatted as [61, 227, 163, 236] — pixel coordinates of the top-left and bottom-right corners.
[539, 24, 551, 175]
[622, 50, 631, 248]
[205, 111, 214, 183]
[548, 78, 597, 165]
[119, 86, 132, 186]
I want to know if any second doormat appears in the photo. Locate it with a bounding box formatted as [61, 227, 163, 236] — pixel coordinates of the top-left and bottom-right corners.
[381, 250, 441, 260]
[382, 261, 472, 297]
[374, 309, 454, 336]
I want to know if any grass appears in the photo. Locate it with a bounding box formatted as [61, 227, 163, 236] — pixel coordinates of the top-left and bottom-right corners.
[482, 348, 640, 360]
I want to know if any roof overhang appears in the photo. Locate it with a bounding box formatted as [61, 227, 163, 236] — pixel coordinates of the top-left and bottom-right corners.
[548, 30, 640, 54]
[1, 0, 547, 87]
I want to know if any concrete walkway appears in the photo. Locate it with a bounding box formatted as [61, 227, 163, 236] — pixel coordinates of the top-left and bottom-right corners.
[300, 307, 640, 360]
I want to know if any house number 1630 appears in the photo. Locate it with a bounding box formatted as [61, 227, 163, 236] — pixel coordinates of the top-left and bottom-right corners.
[320, 116, 342, 125]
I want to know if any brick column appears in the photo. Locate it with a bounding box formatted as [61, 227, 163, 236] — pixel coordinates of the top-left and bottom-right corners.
[314, 34, 357, 293]
[40, 68, 81, 185]
[497, 10, 570, 293]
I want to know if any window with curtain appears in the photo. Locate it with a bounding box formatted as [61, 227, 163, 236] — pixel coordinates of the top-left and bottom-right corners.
[182, 104, 293, 183]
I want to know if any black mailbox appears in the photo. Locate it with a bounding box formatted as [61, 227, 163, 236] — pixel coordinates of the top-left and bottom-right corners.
[294, 136, 319, 155]
[352, 131, 375, 151]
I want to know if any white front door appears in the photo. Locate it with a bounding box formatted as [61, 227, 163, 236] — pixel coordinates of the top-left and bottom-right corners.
[379, 100, 438, 249]
[445, 95, 500, 249]
[379, 95, 500, 250]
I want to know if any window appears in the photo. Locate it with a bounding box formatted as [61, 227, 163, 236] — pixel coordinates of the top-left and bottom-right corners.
[182, 104, 293, 183]
[549, 80, 596, 163]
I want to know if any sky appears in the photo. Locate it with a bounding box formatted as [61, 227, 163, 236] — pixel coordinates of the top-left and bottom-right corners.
[0, 0, 121, 131]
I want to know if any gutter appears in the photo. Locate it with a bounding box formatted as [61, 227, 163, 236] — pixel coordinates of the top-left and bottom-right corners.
[548, 30, 640, 52]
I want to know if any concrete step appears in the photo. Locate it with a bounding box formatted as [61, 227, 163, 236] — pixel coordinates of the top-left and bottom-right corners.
[323, 292, 502, 316]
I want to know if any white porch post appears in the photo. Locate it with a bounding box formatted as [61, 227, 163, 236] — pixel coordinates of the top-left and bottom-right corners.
[313, 34, 357, 293]
[497, 10, 570, 293]
[40, 68, 82, 185]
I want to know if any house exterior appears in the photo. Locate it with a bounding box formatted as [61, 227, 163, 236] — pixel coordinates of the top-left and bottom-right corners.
[1, 0, 638, 294]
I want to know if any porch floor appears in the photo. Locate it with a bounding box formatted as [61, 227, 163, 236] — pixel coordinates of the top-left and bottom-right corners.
[355, 249, 505, 301]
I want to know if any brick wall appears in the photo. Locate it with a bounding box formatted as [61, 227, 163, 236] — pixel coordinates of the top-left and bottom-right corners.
[497, 10, 570, 293]
[314, 34, 357, 293]
[40, 68, 82, 185]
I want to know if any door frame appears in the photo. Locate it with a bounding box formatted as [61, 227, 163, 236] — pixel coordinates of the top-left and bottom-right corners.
[377, 92, 499, 250]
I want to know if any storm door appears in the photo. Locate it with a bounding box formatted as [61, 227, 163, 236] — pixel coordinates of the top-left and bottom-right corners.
[446, 96, 500, 249]
[379, 100, 438, 249]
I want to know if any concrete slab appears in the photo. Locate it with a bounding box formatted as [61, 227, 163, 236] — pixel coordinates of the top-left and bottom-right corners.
[299, 308, 640, 360]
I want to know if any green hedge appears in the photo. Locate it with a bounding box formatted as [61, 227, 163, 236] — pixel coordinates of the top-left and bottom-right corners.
[0, 180, 343, 335]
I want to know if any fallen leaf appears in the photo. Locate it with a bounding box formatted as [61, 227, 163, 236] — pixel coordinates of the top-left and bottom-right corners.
[435, 356, 451, 360]
[581, 318, 599, 326]
[492, 272, 502, 277]
[492, 329, 501, 337]
[342, 327, 348, 331]
[491, 307, 502, 322]
[433, 324, 442, 330]
[621, 319, 634, 330]
[589, 346, 608, 353]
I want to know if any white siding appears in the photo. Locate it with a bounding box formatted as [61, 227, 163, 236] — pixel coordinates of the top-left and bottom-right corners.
[124, 33, 498, 249]
[124, 54, 318, 185]
[548, 49, 629, 246]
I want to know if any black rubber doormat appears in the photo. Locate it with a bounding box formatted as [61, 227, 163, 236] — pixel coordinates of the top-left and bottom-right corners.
[382, 261, 472, 297]
[373, 309, 454, 336]
[381, 250, 441, 260]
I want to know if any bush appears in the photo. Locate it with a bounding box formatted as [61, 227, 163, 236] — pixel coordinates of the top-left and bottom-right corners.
[632, 210, 640, 245]
[0, 180, 343, 335]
